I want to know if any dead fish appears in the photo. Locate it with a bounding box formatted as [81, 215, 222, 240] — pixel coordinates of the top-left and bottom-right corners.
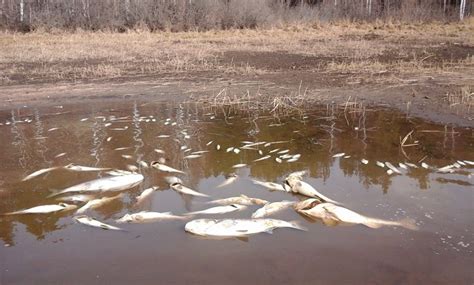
[121, 154, 133, 160]
[114, 147, 132, 151]
[134, 186, 159, 206]
[47, 127, 60, 132]
[258, 150, 264, 155]
[191, 150, 209, 155]
[207, 194, 268, 206]
[456, 160, 466, 166]
[151, 161, 185, 174]
[184, 154, 202, 159]
[226, 147, 235, 152]
[251, 201, 295, 218]
[233, 148, 241, 154]
[126, 165, 139, 172]
[251, 180, 287, 192]
[464, 160, 474, 166]
[284, 176, 340, 204]
[185, 204, 246, 216]
[361, 159, 369, 164]
[243, 142, 267, 148]
[343, 155, 351, 159]
[80, 118, 89, 122]
[269, 148, 280, 154]
[74, 215, 123, 231]
[232, 164, 247, 169]
[185, 218, 306, 237]
[206, 141, 214, 146]
[399, 163, 408, 170]
[171, 183, 209, 197]
[56, 194, 95, 203]
[138, 161, 149, 169]
[76, 194, 124, 214]
[376, 161, 385, 168]
[287, 157, 299, 163]
[280, 154, 293, 159]
[421, 162, 430, 169]
[2, 203, 76, 215]
[180, 146, 188, 151]
[110, 126, 128, 131]
[22, 166, 60, 181]
[216, 173, 238, 188]
[106, 136, 112, 142]
[385, 162, 402, 174]
[332, 153, 345, 158]
[277, 149, 289, 154]
[157, 135, 170, 138]
[116, 211, 187, 223]
[154, 148, 166, 154]
[387, 169, 394, 175]
[275, 158, 282, 163]
[216, 144, 221, 150]
[64, 164, 111, 172]
[298, 202, 418, 230]
[49, 173, 144, 197]
[405, 162, 418, 168]
[253, 155, 271, 162]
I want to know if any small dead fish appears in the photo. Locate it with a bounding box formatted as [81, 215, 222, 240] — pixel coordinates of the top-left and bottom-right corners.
[216, 173, 238, 188]
[80, 118, 89, 122]
[49, 173, 144, 197]
[232, 164, 247, 169]
[114, 147, 132, 151]
[399, 163, 408, 169]
[106, 136, 112, 142]
[252, 180, 287, 192]
[151, 162, 185, 174]
[47, 127, 60, 132]
[226, 147, 235, 152]
[463, 160, 474, 166]
[154, 149, 166, 154]
[138, 161, 149, 169]
[405, 162, 418, 168]
[135, 186, 159, 206]
[275, 158, 282, 163]
[287, 158, 299, 163]
[233, 148, 240, 154]
[74, 215, 122, 231]
[206, 141, 214, 146]
[116, 211, 187, 223]
[110, 126, 128, 131]
[385, 162, 402, 174]
[171, 183, 209, 197]
[2, 203, 76, 215]
[251, 201, 295, 218]
[56, 194, 95, 203]
[269, 148, 280, 154]
[361, 159, 369, 165]
[254, 155, 271, 162]
[180, 146, 188, 150]
[343, 155, 351, 159]
[76, 194, 124, 214]
[277, 149, 289, 154]
[376, 161, 385, 168]
[185, 218, 306, 237]
[387, 169, 394, 175]
[157, 135, 171, 138]
[243, 142, 267, 147]
[456, 160, 466, 166]
[22, 166, 60, 181]
[121, 154, 133, 160]
[208, 194, 268, 206]
[216, 144, 221, 150]
[185, 204, 246, 216]
[184, 154, 202, 159]
[191, 150, 209, 155]
[64, 164, 111, 172]
[258, 150, 264, 155]
[421, 162, 430, 169]
[332, 153, 345, 158]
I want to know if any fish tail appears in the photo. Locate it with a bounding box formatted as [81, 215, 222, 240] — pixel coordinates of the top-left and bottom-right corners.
[398, 218, 419, 230]
[288, 220, 308, 231]
[364, 218, 418, 230]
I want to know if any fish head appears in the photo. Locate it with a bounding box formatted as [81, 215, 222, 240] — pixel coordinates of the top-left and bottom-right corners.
[59, 203, 78, 211]
[185, 219, 215, 235]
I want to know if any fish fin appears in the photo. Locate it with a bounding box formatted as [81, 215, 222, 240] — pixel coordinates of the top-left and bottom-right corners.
[289, 220, 308, 231]
[398, 218, 419, 231]
[235, 236, 249, 242]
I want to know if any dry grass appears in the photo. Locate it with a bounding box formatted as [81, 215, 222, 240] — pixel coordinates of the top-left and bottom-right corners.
[0, 20, 473, 84]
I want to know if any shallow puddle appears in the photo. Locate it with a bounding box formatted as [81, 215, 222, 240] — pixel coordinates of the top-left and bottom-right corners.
[0, 100, 473, 284]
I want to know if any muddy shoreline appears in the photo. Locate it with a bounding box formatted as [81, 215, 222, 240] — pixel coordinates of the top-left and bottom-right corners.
[0, 70, 472, 127]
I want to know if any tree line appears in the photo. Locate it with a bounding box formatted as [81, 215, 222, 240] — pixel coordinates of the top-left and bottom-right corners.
[0, 0, 471, 32]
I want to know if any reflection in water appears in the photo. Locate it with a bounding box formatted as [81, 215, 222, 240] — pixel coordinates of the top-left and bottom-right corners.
[0, 100, 472, 284]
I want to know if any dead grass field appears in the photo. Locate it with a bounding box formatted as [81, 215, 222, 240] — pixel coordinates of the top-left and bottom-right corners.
[0, 20, 473, 125]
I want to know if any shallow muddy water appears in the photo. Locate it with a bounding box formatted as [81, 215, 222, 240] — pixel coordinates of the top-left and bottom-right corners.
[0, 100, 473, 284]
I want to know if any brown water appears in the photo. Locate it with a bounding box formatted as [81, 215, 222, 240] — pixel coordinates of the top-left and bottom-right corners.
[0, 100, 473, 285]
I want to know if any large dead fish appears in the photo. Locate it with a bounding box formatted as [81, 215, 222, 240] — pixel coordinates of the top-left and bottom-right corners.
[76, 193, 124, 214]
[251, 201, 295, 218]
[116, 211, 187, 223]
[2, 203, 76, 215]
[185, 218, 306, 237]
[151, 161, 185, 174]
[74, 215, 123, 231]
[251, 179, 287, 192]
[216, 173, 238, 188]
[49, 173, 144, 197]
[298, 202, 417, 230]
[284, 176, 340, 204]
[185, 204, 246, 216]
[207, 195, 268, 206]
[170, 182, 209, 197]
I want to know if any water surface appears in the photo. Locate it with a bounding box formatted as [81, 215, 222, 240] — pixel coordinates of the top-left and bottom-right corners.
[0, 100, 473, 284]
